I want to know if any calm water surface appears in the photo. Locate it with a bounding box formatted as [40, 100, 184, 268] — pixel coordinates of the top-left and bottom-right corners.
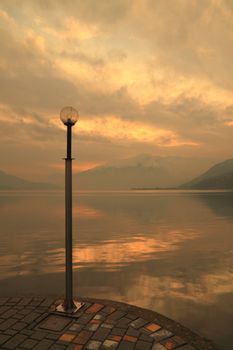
[0, 191, 232, 349]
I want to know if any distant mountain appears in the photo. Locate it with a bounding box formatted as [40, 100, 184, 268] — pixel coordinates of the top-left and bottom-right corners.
[181, 158, 233, 189]
[0, 170, 58, 190]
[74, 155, 215, 190]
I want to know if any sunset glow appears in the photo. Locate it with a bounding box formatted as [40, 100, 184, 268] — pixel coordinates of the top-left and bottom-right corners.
[0, 1, 233, 180]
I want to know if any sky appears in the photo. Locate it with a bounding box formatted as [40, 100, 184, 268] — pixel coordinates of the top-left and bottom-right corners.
[0, 0, 233, 181]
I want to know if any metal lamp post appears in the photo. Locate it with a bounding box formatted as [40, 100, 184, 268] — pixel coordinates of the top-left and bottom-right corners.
[56, 106, 84, 314]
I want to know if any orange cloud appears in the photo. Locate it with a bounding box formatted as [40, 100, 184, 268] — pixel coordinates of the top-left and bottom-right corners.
[71, 116, 198, 147]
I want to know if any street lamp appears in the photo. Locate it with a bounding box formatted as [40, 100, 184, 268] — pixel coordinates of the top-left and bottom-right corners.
[56, 106, 84, 313]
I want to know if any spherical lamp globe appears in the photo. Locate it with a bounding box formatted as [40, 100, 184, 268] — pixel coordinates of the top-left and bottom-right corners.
[60, 106, 79, 126]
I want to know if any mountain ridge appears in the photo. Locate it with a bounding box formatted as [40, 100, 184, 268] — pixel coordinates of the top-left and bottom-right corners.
[0, 170, 59, 190]
[73, 155, 215, 190]
[181, 158, 233, 189]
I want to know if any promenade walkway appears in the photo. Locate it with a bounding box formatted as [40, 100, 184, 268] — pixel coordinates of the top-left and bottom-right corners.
[0, 297, 217, 350]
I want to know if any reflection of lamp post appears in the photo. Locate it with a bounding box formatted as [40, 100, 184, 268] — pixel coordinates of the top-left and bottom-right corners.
[56, 106, 83, 313]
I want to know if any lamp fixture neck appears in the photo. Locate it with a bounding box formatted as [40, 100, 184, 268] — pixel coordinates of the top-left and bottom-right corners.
[66, 124, 72, 160]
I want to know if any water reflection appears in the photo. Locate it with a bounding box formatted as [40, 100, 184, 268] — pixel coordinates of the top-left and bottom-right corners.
[0, 191, 232, 349]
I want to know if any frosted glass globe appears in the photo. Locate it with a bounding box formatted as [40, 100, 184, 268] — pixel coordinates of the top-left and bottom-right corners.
[60, 106, 79, 126]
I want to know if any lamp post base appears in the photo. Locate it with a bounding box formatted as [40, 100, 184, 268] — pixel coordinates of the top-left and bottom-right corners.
[56, 300, 84, 314]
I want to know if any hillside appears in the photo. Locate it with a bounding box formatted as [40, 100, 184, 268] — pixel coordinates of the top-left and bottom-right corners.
[0, 170, 58, 190]
[73, 155, 214, 190]
[181, 159, 233, 189]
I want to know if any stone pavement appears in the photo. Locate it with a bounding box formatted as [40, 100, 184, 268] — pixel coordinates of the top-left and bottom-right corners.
[0, 297, 217, 350]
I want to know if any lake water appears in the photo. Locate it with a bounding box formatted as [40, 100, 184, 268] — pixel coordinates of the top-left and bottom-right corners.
[0, 190, 232, 349]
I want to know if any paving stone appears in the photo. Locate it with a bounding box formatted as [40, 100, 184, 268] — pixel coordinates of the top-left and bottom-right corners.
[144, 323, 161, 333]
[85, 340, 102, 349]
[46, 333, 60, 340]
[90, 320, 101, 325]
[22, 312, 41, 324]
[0, 297, 9, 305]
[101, 307, 116, 315]
[160, 338, 177, 349]
[3, 334, 27, 349]
[59, 333, 76, 343]
[126, 327, 140, 337]
[33, 339, 53, 350]
[18, 309, 32, 316]
[12, 321, 27, 331]
[4, 330, 18, 336]
[110, 328, 126, 336]
[38, 315, 72, 332]
[93, 314, 105, 321]
[19, 338, 38, 349]
[85, 323, 100, 331]
[86, 304, 104, 314]
[139, 333, 154, 343]
[106, 311, 126, 322]
[27, 321, 38, 330]
[30, 298, 44, 304]
[134, 340, 152, 350]
[20, 330, 33, 336]
[0, 306, 10, 314]
[34, 313, 48, 324]
[67, 344, 82, 350]
[30, 331, 47, 340]
[18, 298, 32, 306]
[101, 339, 118, 349]
[25, 306, 36, 311]
[0, 334, 10, 346]
[50, 344, 66, 350]
[73, 330, 92, 345]
[0, 318, 18, 331]
[118, 340, 135, 350]
[92, 327, 111, 341]
[77, 314, 94, 325]
[150, 330, 173, 342]
[0, 297, 214, 350]
[29, 299, 43, 307]
[9, 298, 21, 304]
[151, 344, 167, 350]
[14, 306, 24, 310]
[35, 307, 48, 313]
[14, 313, 25, 320]
[108, 335, 122, 342]
[100, 324, 113, 329]
[69, 323, 83, 332]
[170, 335, 186, 347]
[123, 335, 137, 343]
[125, 314, 137, 320]
[130, 318, 148, 329]
[40, 298, 54, 307]
[116, 318, 132, 328]
[2, 309, 16, 319]
[104, 319, 115, 326]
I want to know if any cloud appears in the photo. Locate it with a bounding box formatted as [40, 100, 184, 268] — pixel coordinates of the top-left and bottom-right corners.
[0, 0, 233, 180]
[70, 115, 198, 147]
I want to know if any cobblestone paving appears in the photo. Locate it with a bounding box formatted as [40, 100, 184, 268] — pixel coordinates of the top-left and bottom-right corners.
[0, 297, 217, 350]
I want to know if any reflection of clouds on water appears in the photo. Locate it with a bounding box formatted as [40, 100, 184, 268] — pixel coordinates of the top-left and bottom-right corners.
[0, 192, 233, 349]
[56, 204, 105, 219]
[72, 230, 198, 268]
[73, 205, 104, 219]
[0, 229, 198, 278]
[123, 270, 233, 309]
